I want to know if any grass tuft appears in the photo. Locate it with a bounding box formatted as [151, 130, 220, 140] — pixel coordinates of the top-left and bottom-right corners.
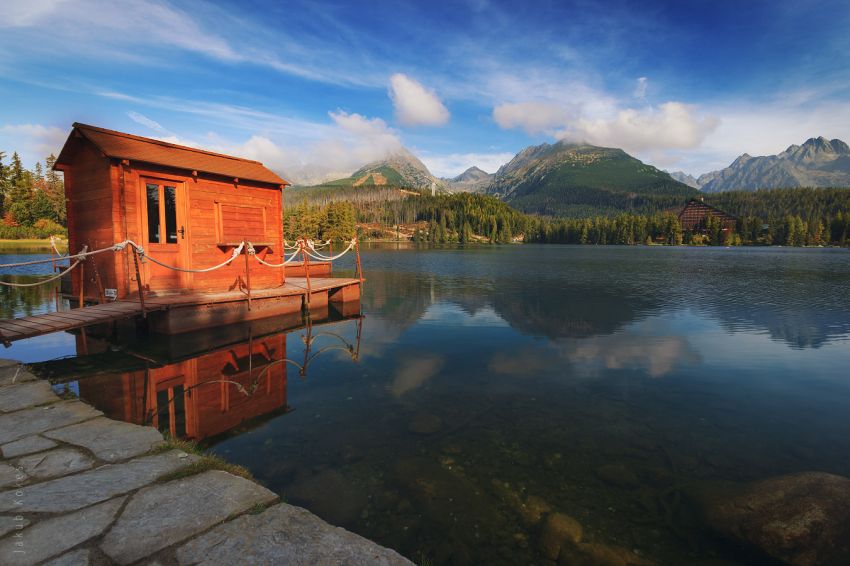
[153, 436, 253, 482]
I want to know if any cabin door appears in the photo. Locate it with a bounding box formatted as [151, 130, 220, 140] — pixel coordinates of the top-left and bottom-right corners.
[141, 177, 190, 293]
[146, 360, 195, 439]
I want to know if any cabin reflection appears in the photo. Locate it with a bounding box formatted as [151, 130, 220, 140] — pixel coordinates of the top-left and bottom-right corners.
[66, 313, 362, 443]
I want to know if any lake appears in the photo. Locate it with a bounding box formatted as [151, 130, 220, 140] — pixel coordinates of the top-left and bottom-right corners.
[3, 244, 850, 564]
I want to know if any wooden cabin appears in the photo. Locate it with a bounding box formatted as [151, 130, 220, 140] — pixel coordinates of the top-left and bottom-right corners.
[54, 123, 296, 299]
[678, 198, 737, 232]
[35, 123, 361, 336]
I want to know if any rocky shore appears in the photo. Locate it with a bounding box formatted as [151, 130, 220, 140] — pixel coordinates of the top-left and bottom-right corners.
[0, 359, 412, 565]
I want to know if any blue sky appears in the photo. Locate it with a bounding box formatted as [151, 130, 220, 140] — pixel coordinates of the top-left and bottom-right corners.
[1, 0, 849, 182]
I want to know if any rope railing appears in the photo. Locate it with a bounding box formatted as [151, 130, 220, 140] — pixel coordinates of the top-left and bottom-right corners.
[0, 246, 88, 287]
[300, 238, 357, 262]
[0, 235, 362, 289]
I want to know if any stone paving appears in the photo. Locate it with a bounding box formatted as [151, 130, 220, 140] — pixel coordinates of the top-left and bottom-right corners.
[0, 360, 413, 565]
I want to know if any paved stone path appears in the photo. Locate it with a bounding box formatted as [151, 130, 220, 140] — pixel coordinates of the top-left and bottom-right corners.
[0, 360, 413, 565]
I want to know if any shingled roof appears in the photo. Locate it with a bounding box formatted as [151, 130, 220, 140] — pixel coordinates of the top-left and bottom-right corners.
[55, 123, 289, 186]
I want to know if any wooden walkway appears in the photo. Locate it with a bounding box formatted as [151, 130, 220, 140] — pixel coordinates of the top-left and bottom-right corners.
[0, 277, 360, 345]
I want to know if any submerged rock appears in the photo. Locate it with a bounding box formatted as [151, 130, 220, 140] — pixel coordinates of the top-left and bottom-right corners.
[539, 512, 583, 560]
[286, 469, 368, 527]
[595, 463, 641, 488]
[558, 542, 654, 566]
[408, 413, 442, 435]
[696, 471, 850, 566]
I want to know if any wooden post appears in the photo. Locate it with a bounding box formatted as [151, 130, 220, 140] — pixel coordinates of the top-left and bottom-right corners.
[244, 245, 252, 310]
[92, 259, 106, 304]
[302, 240, 311, 304]
[355, 239, 364, 285]
[78, 258, 85, 309]
[132, 247, 147, 318]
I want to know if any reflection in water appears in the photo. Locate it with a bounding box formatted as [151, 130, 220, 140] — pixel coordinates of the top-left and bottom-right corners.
[7, 246, 850, 565]
[38, 313, 363, 444]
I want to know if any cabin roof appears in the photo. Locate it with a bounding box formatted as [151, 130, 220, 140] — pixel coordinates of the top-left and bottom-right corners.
[55, 123, 289, 187]
[678, 198, 737, 220]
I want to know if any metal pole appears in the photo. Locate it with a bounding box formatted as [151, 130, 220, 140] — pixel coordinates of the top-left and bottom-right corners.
[244, 245, 252, 310]
[302, 240, 311, 303]
[355, 239, 364, 285]
[132, 248, 147, 318]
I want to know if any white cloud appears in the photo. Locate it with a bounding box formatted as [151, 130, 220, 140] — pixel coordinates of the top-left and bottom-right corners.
[420, 151, 514, 178]
[388, 73, 450, 127]
[562, 101, 719, 152]
[127, 111, 168, 134]
[492, 101, 573, 135]
[0, 124, 67, 166]
[634, 76, 648, 100]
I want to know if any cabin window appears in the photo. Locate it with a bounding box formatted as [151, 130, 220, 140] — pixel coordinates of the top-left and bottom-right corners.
[155, 385, 187, 437]
[146, 182, 179, 244]
[146, 184, 160, 243]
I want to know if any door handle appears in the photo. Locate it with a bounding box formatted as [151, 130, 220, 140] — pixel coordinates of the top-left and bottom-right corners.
[179, 226, 185, 239]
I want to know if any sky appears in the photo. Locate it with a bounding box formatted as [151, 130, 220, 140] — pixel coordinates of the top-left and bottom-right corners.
[1, 0, 849, 183]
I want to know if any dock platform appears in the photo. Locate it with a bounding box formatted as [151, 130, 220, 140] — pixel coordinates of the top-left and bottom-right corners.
[0, 277, 361, 344]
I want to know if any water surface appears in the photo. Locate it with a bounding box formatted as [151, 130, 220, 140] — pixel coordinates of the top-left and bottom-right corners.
[4, 245, 850, 564]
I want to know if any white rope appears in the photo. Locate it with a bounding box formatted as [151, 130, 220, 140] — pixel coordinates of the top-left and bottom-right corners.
[248, 243, 302, 268]
[301, 239, 357, 262]
[49, 236, 68, 258]
[140, 242, 246, 273]
[0, 247, 86, 287]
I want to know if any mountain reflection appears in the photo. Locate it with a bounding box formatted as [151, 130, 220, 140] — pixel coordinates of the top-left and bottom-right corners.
[360, 247, 850, 349]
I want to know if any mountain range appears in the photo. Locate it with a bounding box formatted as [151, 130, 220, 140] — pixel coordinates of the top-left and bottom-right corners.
[670, 136, 850, 192]
[300, 135, 850, 216]
[309, 148, 448, 193]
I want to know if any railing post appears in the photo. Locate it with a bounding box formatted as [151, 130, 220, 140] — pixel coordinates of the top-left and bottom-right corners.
[355, 238, 364, 285]
[244, 243, 252, 311]
[302, 239, 312, 304]
[132, 247, 147, 318]
[78, 255, 86, 309]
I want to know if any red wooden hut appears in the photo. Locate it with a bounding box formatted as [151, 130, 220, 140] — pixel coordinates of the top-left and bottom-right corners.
[49, 123, 359, 335]
[54, 123, 293, 297]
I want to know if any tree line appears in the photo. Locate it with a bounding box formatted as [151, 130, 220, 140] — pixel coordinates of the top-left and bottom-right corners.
[287, 186, 850, 247]
[0, 151, 66, 239]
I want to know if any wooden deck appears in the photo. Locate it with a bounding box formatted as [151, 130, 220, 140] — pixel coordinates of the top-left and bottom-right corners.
[0, 277, 360, 345]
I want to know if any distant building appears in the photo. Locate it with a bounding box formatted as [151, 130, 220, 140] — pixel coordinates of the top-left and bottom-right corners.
[678, 197, 737, 232]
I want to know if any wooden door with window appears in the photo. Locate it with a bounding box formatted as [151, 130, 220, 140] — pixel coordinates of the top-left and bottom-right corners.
[146, 361, 194, 439]
[142, 177, 189, 293]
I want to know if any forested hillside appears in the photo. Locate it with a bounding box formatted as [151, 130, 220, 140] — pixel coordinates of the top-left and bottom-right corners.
[0, 151, 66, 238]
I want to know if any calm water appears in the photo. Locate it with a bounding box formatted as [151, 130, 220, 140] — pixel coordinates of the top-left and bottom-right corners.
[3, 245, 850, 564]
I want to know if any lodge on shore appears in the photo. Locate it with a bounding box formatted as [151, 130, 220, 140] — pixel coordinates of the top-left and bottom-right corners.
[678, 197, 737, 232]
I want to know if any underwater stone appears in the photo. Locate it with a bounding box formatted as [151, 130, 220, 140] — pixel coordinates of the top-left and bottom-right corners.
[558, 542, 652, 566]
[697, 471, 850, 566]
[595, 463, 641, 488]
[540, 512, 583, 560]
[408, 413, 442, 435]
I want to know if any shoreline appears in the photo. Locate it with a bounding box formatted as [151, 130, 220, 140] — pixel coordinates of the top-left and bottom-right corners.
[0, 359, 412, 565]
